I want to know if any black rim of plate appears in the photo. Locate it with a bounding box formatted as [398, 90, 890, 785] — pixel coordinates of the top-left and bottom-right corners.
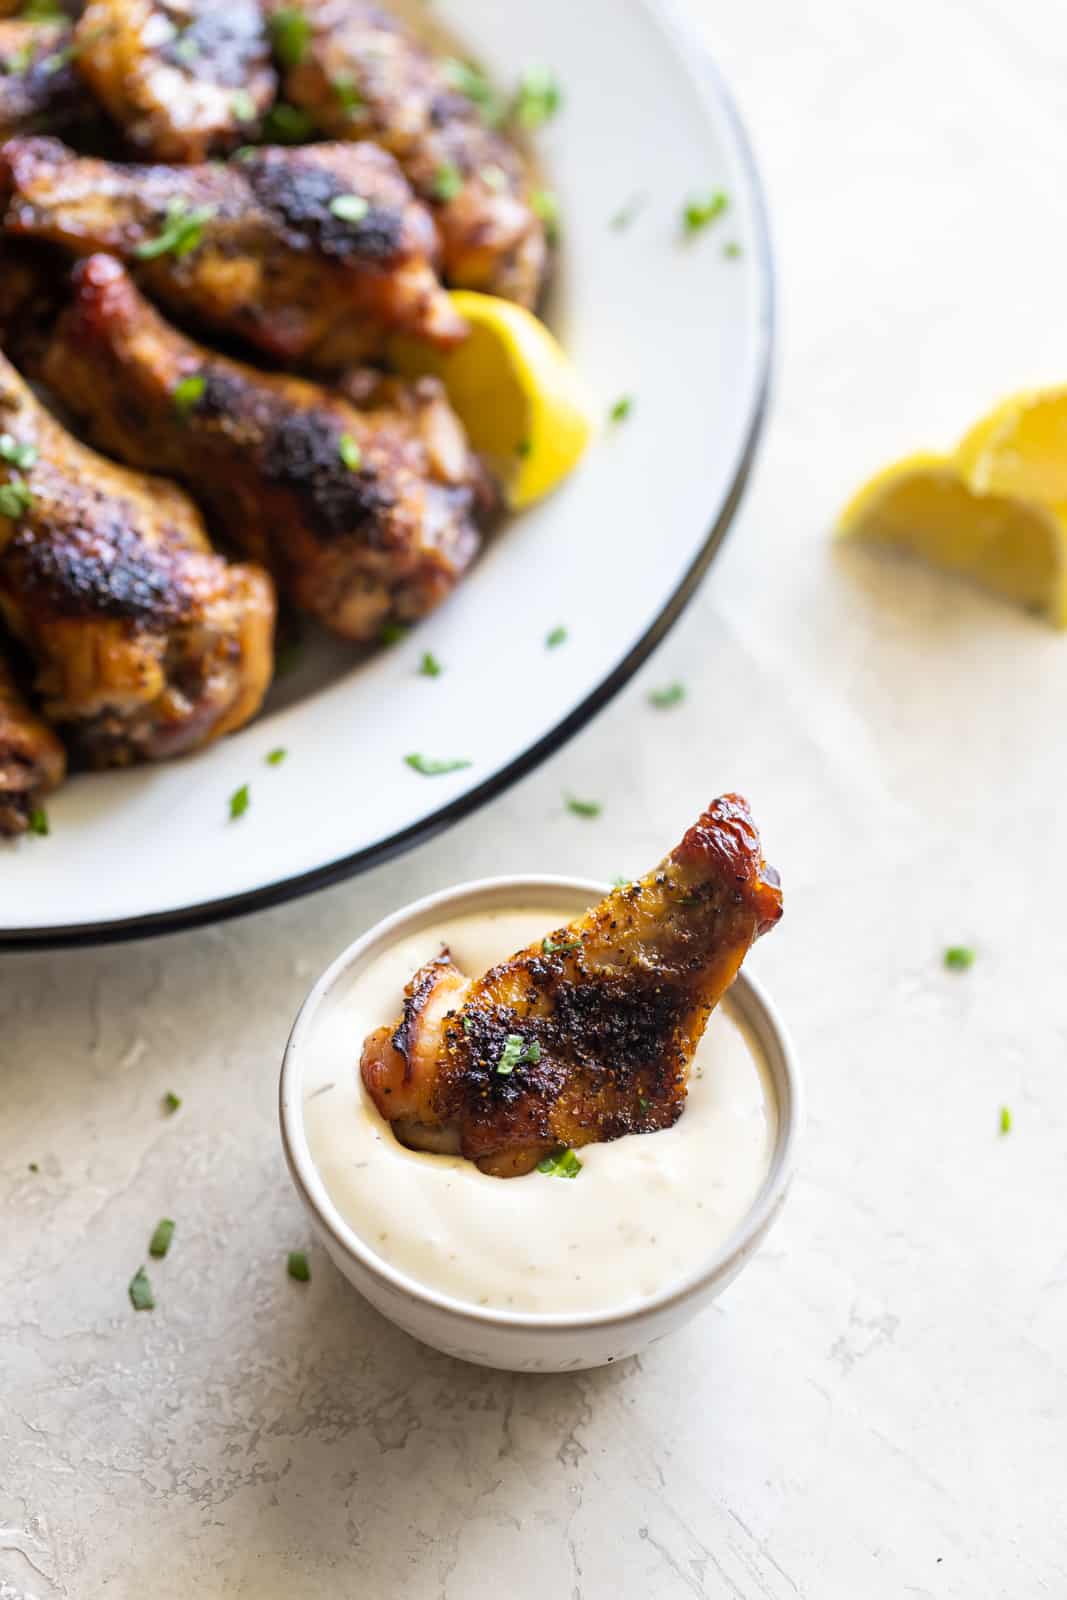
[2, 10, 776, 951]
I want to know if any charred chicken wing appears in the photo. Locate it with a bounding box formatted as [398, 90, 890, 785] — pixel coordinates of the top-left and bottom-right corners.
[0, 348, 275, 767]
[40, 254, 491, 640]
[0, 648, 65, 836]
[265, 0, 548, 307]
[0, 135, 466, 366]
[0, 19, 93, 141]
[362, 795, 783, 1177]
[73, 0, 276, 161]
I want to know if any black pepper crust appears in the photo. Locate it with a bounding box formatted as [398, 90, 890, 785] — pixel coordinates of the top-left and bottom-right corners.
[4, 517, 190, 625]
[245, 154, 405, 264]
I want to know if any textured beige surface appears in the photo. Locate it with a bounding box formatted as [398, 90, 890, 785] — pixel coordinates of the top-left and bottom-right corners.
[4, 1, 1067, 1595]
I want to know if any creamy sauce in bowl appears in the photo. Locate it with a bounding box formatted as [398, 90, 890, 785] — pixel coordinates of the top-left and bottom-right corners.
[302, 903, 778, 1317]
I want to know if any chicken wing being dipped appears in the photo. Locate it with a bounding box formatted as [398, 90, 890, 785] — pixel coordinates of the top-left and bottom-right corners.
[72, 0, 276, 161]
[264, 0, 549, 308]
[0, 348, 275, 768]
[40, 254, 493, 641]
[361, 794, 783, 1177]
[0, 19, 94, 141]
[1, 135, 466, 366]
[0, 648, 65, 837]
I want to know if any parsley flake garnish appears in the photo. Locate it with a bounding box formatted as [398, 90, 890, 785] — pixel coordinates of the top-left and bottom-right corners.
[148, 1218, 175, 1259]
[723, 240, 742, 259]
[263, 102, 315, 144]
[332, 73, 363, 113]
[537, 1147, 582, 1179]
[531, 187, 560, 244]
[379, 620, 407, 646]
[287, 1249, 311, 1282]
[683, 190, 729, 234]
[418, 651, 442, 677]
[269, 6, 311, 68]
[338, 432, 363, 470]
[229, 783, 250, 821]
[405, 753, 471, 777]
[542, 935, 580, 955]
[0, 433, 37, 471]
[513, 64, 561, 130]
[610, 193, 647, 231]
[0, 479, 33, 518]
[545, 625, 567, 648]
[128, 1266, 155, 1311]
[565, 794, 601, 818]
[172, 374, 206, 416]
[431, 162, 464, 202]
[231, 89, 256, 123]
[649, 682, 685, 709]
[1, 44, 33, 75]
[20, 0, 65, 17]
[609, 395, 634, 423]
[999, 1106, 1012, 1135]
[330, 193, 369, 225]
[612, 876, 630, 888]
[441, 56, 505, 125]
[266, 747, 287, 766]
[496, 1033, 541, 1075]
[27, 806, 49, 836]
[944, 946, 976, 971]
[134, 198, 215, 260]
[480, 163, 507, 191]
[28, 1161, 39, 1173]
[162, 1091, 181, 1114]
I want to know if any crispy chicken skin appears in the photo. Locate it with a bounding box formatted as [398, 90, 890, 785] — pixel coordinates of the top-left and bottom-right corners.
[73, 0, 276, 161]
[0, 135, 466, 366]
[362, 795, 784, 1177]
[0, 19, 93, 141]
[41, 254, 491, 640]
[0, 648, 65, 836]
[265, 0, 548, 307]
[0, 348, 275, 767]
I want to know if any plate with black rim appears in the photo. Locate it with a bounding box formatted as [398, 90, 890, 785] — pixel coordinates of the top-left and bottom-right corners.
[2, 0, 773, 948]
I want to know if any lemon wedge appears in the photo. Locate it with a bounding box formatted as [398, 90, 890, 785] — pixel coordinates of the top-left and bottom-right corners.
[838, 408, 1067, 626]
[390, 291, 595, 509]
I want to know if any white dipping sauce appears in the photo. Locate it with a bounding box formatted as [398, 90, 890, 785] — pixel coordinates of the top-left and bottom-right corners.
[304, 905, 777, 1316]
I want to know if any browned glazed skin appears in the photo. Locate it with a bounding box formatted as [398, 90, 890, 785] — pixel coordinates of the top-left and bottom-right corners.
[361, 795, 784, 1177]
[265, 0, 548, 307]
[0, 20, 94, 141]
[0, 135, 467, 367]
[73, 0, 276, 162]
[0, 649, 65, 835]
[0, 347, 276, 768]
[40, 254, 492, 641]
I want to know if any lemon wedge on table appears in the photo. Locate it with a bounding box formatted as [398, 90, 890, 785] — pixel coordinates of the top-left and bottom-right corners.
[389, 290, 595, 510]
[837, 391, 1067, 627]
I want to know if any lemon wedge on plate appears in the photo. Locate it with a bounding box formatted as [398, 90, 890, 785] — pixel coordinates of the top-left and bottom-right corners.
[837, 396, 1067, 627]
[390, 290, 595, 510]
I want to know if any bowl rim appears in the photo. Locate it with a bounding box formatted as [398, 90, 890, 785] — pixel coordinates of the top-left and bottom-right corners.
[279, 873, 802, 1333]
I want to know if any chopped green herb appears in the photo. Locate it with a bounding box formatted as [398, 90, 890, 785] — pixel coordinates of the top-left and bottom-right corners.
[565, 794, 601, 818]
[545, 625, 567, 648]
[128, 1266, 155, 1311]
[405, 753, 471, 776]
[231, 89, 256, 123]
[379, 620, 407, 646]
[649, 682, 685, 709]
[537, 1147, 582, 1179]
[513, 64, 561, 130]
[263, 102, 314, 144]
[172, 374, 206, 416]
[431, 162, 464, 202]
[0, 433, 37, 471]
[441, 56, 505, 125]
[162, 1091, 181, 1114]
[148, 1218, 175, 1259]
[612, 876, 630, 888]
[516, 438, 532, 458]
[265, 747, 287, 766]
[27, 806, 49, 836]
[462, 1014, 474, 1034]
[542, 935, 580, 955]
[1, 44, 33, 75]
[496, 1033, 541, 1075]
[233, 145, 256, 162]
[330, 192, 369, 224]
[999, 1105, 1012, 1135]
[287, 1249, 310, 1282]
[609, 395, 634, 423]
[332, 73, 363, 113]
[418, 651, 442, 678]
[480, 163, 507, 191]
[723, 240, 742, 259]
[20, 0, 66, 18]
[275, 637, 303, 675]
[530, 186, 560, 244]
[134, 198, 215, 260]
[172, 33, 200, 66]
[0, 478, 33, 518]
[683, 189, 729, 234]
[229, 783, 250, 821]
[610, 193, 646, 231]
[269, 6, 311, 68]
[944, 946, 976, 972]
[638, 1096, 649, 1111]
[338, 432, 363, 470]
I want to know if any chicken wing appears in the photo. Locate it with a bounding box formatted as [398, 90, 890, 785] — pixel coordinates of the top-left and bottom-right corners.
[0, 347, 275, 767]
[0, 18, 93, 140]
[1, 135, 466, 366]
[265, 0, 548, 307]
[361, 794, 784, 1177]
[39, 253, 491, 640]
[73, 0, 276, 161]
[0, 647, 65, 836]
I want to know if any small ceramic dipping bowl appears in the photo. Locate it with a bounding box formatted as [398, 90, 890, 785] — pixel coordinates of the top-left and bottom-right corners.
[280, 876, 801, 1373]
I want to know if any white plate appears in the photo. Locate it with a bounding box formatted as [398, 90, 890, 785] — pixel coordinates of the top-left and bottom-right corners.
[1, 0, 772, 947]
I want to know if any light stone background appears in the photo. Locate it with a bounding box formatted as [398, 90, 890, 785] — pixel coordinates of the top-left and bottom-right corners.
[4, 1, 1067, 1595]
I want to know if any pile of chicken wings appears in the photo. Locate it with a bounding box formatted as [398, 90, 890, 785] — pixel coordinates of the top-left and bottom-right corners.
[0, 0, 548, 834]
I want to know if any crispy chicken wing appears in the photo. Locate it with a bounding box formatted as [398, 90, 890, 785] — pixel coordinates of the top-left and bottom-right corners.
[1, 135, 465, 365]
[265, 0, 548, 307]
[0, 348, 275, 767]
[0, 18, 93, 140]
[73, 0, 276, 161]
[40, 253, 491, 640]
[362, 795, 783, 1177]
[0, 647, 65, 835]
